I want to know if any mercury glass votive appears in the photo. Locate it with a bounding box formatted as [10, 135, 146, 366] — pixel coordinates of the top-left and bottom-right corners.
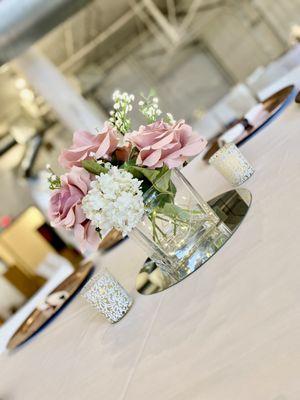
[81, 268, 133, 323]
[209, 143, 254, 186]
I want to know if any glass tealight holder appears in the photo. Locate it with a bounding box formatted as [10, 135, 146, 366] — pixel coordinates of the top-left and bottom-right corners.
[209, 143, 254, 186]
[81, 267, 133, 323]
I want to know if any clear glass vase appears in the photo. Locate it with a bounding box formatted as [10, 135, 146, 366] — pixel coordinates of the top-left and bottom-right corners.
[131, 169, 231, 281]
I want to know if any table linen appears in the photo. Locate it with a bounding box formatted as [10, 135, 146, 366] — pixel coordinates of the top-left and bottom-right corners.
[0, 103, 300, 400]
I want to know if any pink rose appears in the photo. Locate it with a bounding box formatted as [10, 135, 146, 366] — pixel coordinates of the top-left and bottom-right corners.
[48, 166, 100, 252]
[59, 123, 119, 169]
[125, 119, 207, 169]
[74, 220, 100, 253]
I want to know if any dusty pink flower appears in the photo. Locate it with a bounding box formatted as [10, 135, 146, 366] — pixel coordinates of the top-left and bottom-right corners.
[59, 123, 119, 169]
[125, 119, 207, 169]
[74, 220, 100, 253]
[48, 166, 100, 252]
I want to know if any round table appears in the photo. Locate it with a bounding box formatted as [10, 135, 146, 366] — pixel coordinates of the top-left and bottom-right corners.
[1, 102, 300, 400]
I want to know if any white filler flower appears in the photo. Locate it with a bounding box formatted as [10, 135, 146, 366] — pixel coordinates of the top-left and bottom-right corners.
[82, 167, 144, 237]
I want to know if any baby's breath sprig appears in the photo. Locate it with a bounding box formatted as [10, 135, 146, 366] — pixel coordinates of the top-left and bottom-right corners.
[109, 90, 134, 135]
[165, 112, 176, 125]
[46, 164, 61, 190]
[138, 91, 162, 123]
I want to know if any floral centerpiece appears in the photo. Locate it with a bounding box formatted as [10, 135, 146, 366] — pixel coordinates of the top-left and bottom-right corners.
[48, 91, 209, 266]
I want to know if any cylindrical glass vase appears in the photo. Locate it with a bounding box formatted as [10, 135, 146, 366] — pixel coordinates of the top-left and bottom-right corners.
[131, 168, 231, 281]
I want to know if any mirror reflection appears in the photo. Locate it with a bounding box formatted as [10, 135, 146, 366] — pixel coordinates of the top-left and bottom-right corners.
[136, 188, 252, 295]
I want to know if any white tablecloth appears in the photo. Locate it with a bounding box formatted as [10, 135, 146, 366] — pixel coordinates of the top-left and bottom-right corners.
[0, 102, 300, 400]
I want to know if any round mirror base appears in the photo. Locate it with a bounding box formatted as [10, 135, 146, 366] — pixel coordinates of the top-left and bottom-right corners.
[136, 188, 252, 295]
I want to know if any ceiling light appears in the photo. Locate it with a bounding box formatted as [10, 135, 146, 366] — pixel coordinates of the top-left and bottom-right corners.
[20, 88, 34, 102]
[15, 78, 27, 90]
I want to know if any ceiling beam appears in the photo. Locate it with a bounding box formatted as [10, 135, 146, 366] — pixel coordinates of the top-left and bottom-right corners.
[129, 0, 171, 50]
[0, 0, 92, 65]
[175, 0, 225, 16]
[63, 22, 75, 59]
[142, 0, 180, 45]
[60, 5, 143, 71]
[179, 0, 206, 33]
[166, 0, 178, 27]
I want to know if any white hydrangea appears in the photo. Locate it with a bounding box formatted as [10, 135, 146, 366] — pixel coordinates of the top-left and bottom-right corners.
[82, 167, 144, 238]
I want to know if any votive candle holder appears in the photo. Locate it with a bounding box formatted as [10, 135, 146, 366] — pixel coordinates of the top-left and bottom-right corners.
[209, 143, 254, 186]
[81, 268, 133, 323]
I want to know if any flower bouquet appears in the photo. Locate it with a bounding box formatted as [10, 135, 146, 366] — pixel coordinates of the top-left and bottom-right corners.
[48, 91, 228, 279]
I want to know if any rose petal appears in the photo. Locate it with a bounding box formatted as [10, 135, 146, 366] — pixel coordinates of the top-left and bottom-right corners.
[139, 148, 162, 168]
[59, 124, 119, 169]
[126, 119, 207, 169]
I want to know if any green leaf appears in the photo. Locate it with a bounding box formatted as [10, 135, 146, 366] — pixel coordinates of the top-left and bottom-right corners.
[159, 203, 191, 221]
[135, 166, 160, 183]
[122, 163, 160, 183]
[122, 163, 176, 203]
[153, 168, 171, 193]
[82, 160, 108, 175]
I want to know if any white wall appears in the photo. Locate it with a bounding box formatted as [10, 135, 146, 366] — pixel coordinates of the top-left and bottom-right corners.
[0, 275, 25, 321]
[201, 3, 286, 81]
[254, 0, 300, 43]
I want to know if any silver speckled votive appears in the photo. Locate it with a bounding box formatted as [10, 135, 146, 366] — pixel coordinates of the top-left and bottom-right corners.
[209, 143, 254, 186]
[81, 269, 133, 323]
